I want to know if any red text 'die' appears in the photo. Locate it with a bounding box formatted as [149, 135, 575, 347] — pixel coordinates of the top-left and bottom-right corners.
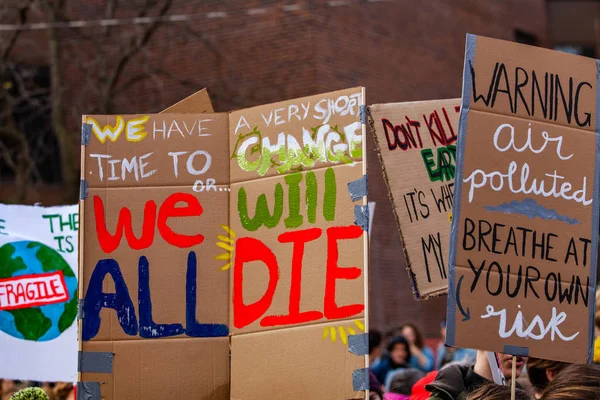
[0, 271, 68, 311]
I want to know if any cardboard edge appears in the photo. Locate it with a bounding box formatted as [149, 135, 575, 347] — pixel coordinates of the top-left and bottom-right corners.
[446, 33, 476, 348]
[588, 59, 600, 363]
[159, 88, 214, 114]
[360, 88, 369, 400]
[77, 115, 87, 386]
[366, 105, 420, 300]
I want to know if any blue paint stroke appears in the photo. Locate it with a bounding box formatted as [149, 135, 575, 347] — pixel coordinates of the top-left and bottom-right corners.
[484, 198, 580, 225]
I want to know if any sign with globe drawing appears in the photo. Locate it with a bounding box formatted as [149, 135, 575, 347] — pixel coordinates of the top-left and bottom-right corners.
[0, 204, 79, 382]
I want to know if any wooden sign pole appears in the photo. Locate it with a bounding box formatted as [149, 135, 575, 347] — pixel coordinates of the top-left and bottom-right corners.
[510, 356, 517, 400]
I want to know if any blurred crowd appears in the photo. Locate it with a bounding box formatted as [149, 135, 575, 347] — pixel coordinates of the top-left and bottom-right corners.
[369, 292, 600, 400]
[0, 381, 73, 400]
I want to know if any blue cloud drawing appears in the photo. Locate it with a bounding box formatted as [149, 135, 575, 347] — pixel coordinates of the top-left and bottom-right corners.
[484, 198, 580, 225]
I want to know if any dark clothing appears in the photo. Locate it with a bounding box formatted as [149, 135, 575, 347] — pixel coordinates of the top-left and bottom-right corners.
[425, 364, 525, 400]
[372, 336, 413, 385]
[424, 364, 487, 400]
[370, 370, 384, 396]
[372, 355, 408, 386]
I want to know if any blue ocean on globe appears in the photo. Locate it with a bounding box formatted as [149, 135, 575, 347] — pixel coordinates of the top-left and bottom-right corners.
[0, 241, 78, 342]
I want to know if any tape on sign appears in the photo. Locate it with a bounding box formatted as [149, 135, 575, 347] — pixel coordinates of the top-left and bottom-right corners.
[77, 299, 85, 320]
[446, 33, 476, 348]
[354, 205, 369, 232]
[359, 104, 367, 125]
[78, 351, 114, 373]
[352, 368, 369, 391]
[502, 345, 529, 357]
[347, 175, 367, 201]
[81, 123, 92, 146]
[76, 382, 101, 400]
[79, 179, 88, 200]
[348, 333, 368, 356]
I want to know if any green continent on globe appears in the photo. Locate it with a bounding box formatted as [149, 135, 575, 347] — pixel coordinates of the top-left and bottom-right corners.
[28, 241, 75, 277]
[58, 289, 78, 333]
[8, 307, 52, 341]
[0, 243, 27, 279]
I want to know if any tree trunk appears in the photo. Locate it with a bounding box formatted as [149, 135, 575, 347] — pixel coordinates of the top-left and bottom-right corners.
[47, 4, 77, 203]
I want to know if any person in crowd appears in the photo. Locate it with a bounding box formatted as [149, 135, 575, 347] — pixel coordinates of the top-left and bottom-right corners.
[465, 382, 533, 400]
[540, 363, 600, 400]
[595, 309, 600, 364]
[400, 323, 435, 372]
[52, 383, 74, 400]
[369, 329, 385, 399]
[436, 321, 477, 369]
[410, 371, 438, 400]
[371, 336, 412, 385]
[525, 358, 569, 399]
[384, 369, 425, 400]
[594, 291, 600, 364]
[498, 353, 528, 382]
[0, 380, 17, 400]
[425, 350, 527, 400]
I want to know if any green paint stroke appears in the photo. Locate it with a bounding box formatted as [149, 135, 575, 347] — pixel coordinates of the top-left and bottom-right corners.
[0, 243, 27, 279]
[58, 289, 78, 333]
[32, 241, 75, 278]
[238, 184, 284, 231]
[323, 167, 336, 221]
[306, 171, 318, 224]
[284, 172, 303, 229]
[8, 307, 51, 341]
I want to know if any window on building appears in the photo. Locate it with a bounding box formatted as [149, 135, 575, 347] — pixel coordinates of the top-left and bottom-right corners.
[0, 63, 62, 184]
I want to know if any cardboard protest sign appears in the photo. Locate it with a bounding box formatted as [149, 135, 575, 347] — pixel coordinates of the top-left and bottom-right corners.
[0, 203, 78, 382]
[79, 87, 369, 399]
[228, 88, 368, 399]
[160, 88, 214, 114]
[446, 34, 599, 363]
[370, 100, 460, 299]
[79, 113, 230, 399]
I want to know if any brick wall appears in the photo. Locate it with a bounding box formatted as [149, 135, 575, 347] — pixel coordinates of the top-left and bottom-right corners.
[3, 0, 548, 338]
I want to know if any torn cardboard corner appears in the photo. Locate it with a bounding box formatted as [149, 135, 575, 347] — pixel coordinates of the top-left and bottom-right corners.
[160, 88, 214, 113]
[369, 99, 460, 299]
[446, 34, 599, 364]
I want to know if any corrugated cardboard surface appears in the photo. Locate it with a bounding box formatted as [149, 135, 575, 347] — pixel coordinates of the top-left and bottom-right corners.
[80, 88, 368, 399]
[229, 164, 365, 334]
[370, 99, 460, 299]
[228, 88, 368, 399]
[80, 112, 230, 399]
[81, 337, 229, 399]
[447, 34, 598, 363]
[84, 113, 229, 187]
[230, 319, 366, 400]
[229, 88, 364, 184]
[160, 88, 214, 114]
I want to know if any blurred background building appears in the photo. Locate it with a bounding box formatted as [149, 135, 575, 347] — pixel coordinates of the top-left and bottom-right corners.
[0, 0, 596, 338]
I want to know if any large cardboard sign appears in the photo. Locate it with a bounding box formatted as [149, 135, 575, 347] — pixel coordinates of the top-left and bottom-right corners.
[0, 203, 79, 382]
[79, 88, 369, 399]
[370, 100, 460, 299]
[446, 35, 599, 363]
[79, 113, 231, 399]
[229, 88, 368, 399]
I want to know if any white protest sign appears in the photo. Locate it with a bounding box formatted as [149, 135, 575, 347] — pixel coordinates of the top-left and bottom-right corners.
[0, 204, 78, 382]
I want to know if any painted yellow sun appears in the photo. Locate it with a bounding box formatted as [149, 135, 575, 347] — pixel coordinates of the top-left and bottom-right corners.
[215, 225, 236, 271]
[322, 320, 365, 346]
